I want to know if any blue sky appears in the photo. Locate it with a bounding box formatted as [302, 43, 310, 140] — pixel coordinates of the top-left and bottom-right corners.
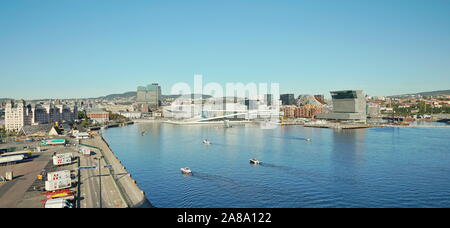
[1, 0, 450, 99]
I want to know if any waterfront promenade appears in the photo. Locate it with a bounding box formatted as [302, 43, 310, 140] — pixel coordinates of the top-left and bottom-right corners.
[81, 135, 153, 208]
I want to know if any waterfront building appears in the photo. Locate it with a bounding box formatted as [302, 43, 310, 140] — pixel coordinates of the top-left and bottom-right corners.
[137, 83, 161, 110]
[280, 94, 295, 105]
[281, 105, 296, 118]
[367, 103, 381, 118]
[244, 99, 258, 110]
[105, 104, 135, 113]
[281, 105, 323, 118]
[118, 111, 142, 119]
[87, 108, 110, 123]
[316, 90, 367, 122]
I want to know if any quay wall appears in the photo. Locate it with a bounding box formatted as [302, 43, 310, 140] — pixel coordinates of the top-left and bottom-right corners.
[94, 135, 154, 208]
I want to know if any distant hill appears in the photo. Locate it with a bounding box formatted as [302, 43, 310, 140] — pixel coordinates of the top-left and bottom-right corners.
[98, 91, 137, 100]
[98, 92, 212, 100]
[391, 90, 450, 97]
[0, 98, 12, 102]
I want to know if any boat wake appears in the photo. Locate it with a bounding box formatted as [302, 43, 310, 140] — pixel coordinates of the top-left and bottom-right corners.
[272, 136, 312, 142]
[260, 163, 359, 185]
[191, 172, 287, 196]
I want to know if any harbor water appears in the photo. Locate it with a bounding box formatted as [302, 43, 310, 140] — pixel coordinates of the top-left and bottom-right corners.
[102, 123, 450, 208]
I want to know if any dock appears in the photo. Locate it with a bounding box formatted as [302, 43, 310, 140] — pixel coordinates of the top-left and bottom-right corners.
[80, 135, 153, 208]
[304, 123, 372, 129]
[0, 134, 153, 208]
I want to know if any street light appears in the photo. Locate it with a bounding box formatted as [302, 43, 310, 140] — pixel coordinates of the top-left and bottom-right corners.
[94, 155, 104, 208]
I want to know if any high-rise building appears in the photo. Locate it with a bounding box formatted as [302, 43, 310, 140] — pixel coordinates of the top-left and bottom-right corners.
[137, 83, 161, 110]
[264, 94, 273, 106]
[316, 90, 367, 122]
[280, 94, 295, 106]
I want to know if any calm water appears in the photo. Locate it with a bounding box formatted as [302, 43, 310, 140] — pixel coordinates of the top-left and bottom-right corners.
[102, 123, 450, 208]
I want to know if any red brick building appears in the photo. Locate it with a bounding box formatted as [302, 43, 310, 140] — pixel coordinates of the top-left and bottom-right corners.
[87, 109, 110, 123]
[282, 105, 323, 118]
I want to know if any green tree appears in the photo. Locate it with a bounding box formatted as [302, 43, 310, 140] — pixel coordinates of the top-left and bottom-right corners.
[78, 111, 87, 120]
[0, 128, 6, 139]
[108, 111, 130, 123]
[80, 119, 90, 128]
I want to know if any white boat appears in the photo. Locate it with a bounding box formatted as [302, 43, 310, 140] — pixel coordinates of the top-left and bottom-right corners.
[249, 158, 261, 165]
[305, 138, 312, 142]
[224, 120, 232, 128]
[180, 167, 192, 175]
[203, 139, 211, 145]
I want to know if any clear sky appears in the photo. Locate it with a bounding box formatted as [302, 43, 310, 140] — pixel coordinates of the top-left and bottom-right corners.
[1, 0, 450, 99]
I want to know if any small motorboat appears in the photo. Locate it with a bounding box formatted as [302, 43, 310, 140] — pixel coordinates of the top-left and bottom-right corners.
[224, 120, 232, 128]
[249, 158, 261, 165]
[305, 138, 312, 142]
[180, 167, 192, 175]
[203, 139, 211, 145]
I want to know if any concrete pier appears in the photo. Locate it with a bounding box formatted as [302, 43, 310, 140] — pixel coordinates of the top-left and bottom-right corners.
[81, 135, 154, 208]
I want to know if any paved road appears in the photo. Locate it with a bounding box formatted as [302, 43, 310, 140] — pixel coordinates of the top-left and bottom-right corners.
[79, 153, 127, 208]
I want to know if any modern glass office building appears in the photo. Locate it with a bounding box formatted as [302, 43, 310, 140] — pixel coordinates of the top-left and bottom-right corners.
[137, 83, 161, 108]
[280, 94, 295, 105]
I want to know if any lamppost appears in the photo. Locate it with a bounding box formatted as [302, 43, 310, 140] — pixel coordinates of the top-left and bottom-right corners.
[95, 155, 104, 208]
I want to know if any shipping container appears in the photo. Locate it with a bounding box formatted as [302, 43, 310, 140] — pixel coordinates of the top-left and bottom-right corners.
[47, 170, 71, 181]
[45, 179, 72, 191]
[54, 153, 72, 159]
[53, 157, 72, 166]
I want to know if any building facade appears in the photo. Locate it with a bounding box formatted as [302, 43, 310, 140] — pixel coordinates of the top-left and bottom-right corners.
[137, 83, 161, 110]
[280, 94, 295, 106]
[282, 105, 323, 118]
[5, 101, 78, 132]
[5, 100, 29, 132]
[316, 90, 367, 122]
[87, 109, 110, 123]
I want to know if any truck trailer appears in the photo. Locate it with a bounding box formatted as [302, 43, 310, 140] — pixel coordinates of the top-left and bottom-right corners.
[47, 170, 71, 181]
[45, 179, 72, 191]
[41, 139, 66, 146]
[0, 155, 25, 165]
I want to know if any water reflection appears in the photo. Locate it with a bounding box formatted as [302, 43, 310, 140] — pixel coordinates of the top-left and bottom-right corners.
[102, 123, 450, 208]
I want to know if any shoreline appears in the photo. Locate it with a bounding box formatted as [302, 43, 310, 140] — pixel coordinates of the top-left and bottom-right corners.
[90, 134, 154, 208]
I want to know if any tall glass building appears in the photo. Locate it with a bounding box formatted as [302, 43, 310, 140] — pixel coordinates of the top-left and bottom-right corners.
[280, 94, 295, 105]
[137, 83, 161, 108]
